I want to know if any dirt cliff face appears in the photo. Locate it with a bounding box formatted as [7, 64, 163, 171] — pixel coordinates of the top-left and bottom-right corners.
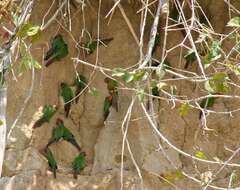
[1, 0, 240, 189]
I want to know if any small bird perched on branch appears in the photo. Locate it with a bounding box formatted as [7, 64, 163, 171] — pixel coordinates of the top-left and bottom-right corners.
[44, 34, 68, 67]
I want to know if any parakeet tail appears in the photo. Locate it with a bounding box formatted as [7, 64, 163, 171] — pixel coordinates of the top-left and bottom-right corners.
[33, 118, 45, 129]
[112, 93, 118, 112]
[53, 169, 57, 178]
[64, 103, 71, 118]
[44, 48, 54, 61]
[69, 139, 81, 152]
[45, 57, 56, 67]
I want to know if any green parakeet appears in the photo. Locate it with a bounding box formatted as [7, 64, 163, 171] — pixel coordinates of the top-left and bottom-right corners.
[103, 96, 113, 121]
[46, 118, 65, 147]
[60, 82, 74, 117]
[44, 34, 68, 67]
[85, 38, 113, 54]
[74, 75, 87, 103]
[62, 125, 81, 151]
[33, 105, 56, 129]
[72, 152, 86, 179]
[104, 77, 118, 112]
[45, 148, 58, 178]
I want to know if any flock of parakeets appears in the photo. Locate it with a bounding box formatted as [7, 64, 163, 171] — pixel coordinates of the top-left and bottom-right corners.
[34, 30, 215, 178]
[32, 33, 116, 178]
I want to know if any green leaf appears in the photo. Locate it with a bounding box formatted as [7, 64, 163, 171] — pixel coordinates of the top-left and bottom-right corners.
[204, 41, 221, 67]
[17, 22, 40, 38]
[27, 25, 40, 36]
[112, 68, 126, 77]
[195, 151, 208, 160]
[137, 89, 145, 102]
[170, 85, 177, 96]
[72, 154, 86, 174]
[89, 87, 99, 96]
[134, 70, 146, 81]
[179, 103, 189, 117]
[227, 17, 240, 27]
[122, 72, 134, 83]
[205, 72, 229, 93]
[32, 59, 41, 69]
[156, 66, 166, 79]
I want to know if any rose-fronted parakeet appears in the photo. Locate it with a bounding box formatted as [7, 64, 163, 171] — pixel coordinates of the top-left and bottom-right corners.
[85, 38, 113, 54]
[74, 75, 87, 103]
[72, 152, 86, 179]
[33, 105, 57, 129]
[46, 119, 81, 151]
[103, 95, 113, 121]
[45, 148, 58, 178]
[60, 82, 74, 117]
[46, 118, 65, 147]
[104, 77, 118, 112]
[44, 34, 68, 67]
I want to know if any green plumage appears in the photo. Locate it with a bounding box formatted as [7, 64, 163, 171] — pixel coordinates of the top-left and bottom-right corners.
[61, 83, 74, 117]
[45, 34, 68, 67]
[103, 96, 112, 121]
[45, 148, 58, 178]
[46, 119, 81, 151]
[46, 119, 64, 147]
[33, 105, 56, 128]
[72, 153, 86, 179]
[74, 75, 87, 103]
[62, 127, 81, 151]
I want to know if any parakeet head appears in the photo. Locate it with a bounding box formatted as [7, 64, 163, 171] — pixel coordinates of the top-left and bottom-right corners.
[56, 118, 63, 125]
[53, 34, 63, 41]
[60, 82, 67, 88]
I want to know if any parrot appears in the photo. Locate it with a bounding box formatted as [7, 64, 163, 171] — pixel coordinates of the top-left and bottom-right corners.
[103, 95, 113, 121]
[46, 118, 65, 147]
[62, 125, 81, 151]
[72, 152, 86, 179]
[60, 82, 74, 117]
[104, 77, 118, 112]
[33, 105, 57, 129]
[74, 75, 87, 103]
[45, 148, 58, 178]
[44, 34, 68, 67]
[199, 97, 215, 119]
[85, 37, 113, 54]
